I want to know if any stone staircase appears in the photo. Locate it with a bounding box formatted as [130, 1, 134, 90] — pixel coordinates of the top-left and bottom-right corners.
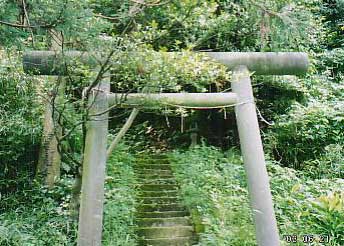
[134, 154, 197, 246]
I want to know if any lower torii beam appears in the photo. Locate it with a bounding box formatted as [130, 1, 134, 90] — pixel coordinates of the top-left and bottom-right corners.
[107, 92, 238, 108]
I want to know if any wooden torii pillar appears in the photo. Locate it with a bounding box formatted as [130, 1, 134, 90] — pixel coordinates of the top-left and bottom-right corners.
[23, 51, 308, 246]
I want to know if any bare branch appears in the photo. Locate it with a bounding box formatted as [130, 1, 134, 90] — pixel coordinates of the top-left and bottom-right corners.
[130, 0, 170, 6]
[94, 13, 119, 21]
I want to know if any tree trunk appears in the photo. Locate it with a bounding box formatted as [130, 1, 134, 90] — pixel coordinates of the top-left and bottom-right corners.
[36, 30, 64, 188]
[106, 108, 139, 159]
[36, 98, 61, 187]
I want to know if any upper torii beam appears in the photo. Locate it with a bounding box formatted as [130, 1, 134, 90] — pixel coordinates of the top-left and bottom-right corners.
[23, 51, 308, 75]
[23, 51, 309, 246]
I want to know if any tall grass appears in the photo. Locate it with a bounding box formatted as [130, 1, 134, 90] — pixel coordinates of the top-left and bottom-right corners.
[170, 145, 344, 246]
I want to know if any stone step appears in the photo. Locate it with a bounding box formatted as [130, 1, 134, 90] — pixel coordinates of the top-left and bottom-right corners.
[138, 184, 178, 191]
[137, 217, 191, 227]
[136, 179, 176, 185]
[135, 169, 173, 175]
[136, 226, 194, 239]
[137, 211, 189, 218]
[134, 164, 172, 170]
[137, 197, 179, 204]
[138, 236, 197, 246]
[138, 203, 186, 212]
[135, 154, 168, 159]
[135, 159, 170, 164]
[136, 173, 175, 179]
[139, 190, 178, 197]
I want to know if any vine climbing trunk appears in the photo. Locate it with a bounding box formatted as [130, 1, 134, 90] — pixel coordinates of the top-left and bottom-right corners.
[77, 75, 110, 246]
[231, 65, 280, 246]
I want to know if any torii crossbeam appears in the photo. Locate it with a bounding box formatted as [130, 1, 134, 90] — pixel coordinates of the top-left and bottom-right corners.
[23, 51, 308, 246]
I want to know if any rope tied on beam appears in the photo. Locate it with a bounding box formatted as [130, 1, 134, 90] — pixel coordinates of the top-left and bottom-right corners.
[89, 87, 273, 125]
[163, 100, 254, 110]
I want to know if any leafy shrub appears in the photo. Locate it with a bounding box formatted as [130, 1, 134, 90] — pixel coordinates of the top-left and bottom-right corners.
[170, 145, 256, 246]
[317, 48, 344, 79]
[270, 164, 344, 246]
[0, 178, 77, 245]
[102, 142, 138, 246]
[0, 51, 43, 191]
[267, 101, 344, 172]
[0, 142, 138, 245]
[303, 144, 344, 179]
[170, 145, 344, 246]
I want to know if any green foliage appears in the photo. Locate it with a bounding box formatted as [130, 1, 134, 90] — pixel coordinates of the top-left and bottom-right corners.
[170, 145, 256, 246]
[311, 191, 344, 243]
[0, 142, 138, 245]
[170, 145, 344, 246]
[269, 164, 344, 246]
[302, 144, 344, 179]
[0, 178, 77, 245]
[125, 0, 322, 51]
[112, 51, 229, 93]
[0, 0, 110, 49]
[317, 48, 344, 82]
[102, 142, 138, 246]
[0, 1, 343, 245]
[321, 0, 344, 48]
[0, 50, 42, 189]
[267, 101, 344, 173]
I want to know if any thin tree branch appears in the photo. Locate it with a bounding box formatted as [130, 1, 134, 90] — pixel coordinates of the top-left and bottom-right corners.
[130, 0, 170, 6]
[106, 108, 140, 159]
[0, 20, 55, 29]
[94, 13, 119, 21]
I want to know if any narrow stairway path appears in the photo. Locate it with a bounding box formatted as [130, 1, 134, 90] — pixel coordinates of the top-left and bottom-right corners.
[134, 153, 198, 246]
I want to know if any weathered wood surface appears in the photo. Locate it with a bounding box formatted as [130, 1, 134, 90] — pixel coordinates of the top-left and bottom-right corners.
[77, 78, 110, 246]
[23, 51, 98, 75]
[231, 65, 280, 246]
[23, 51, 309, 75]
[107, 93, 238, 108]
[207, 52, 308, 75]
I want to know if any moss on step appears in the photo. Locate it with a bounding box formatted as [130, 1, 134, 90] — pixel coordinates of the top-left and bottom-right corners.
[136, 174, 174, 179]
[134, 164, 172, 170]
[138, 203, 186, 212]
[137, 197, 179, 204]
[135, 159, 170, 164]
[136, 178, 177, 185]
[135, 169, 173, 175]
[136, 211, 190, 218]
[136, 226, 194, 238]
[137, 217, 191, 227]
[138, 190, 178, 197]
[138, 184, 178, 191]
[134, 153, 198, 245]
[137, 237, 198, 246]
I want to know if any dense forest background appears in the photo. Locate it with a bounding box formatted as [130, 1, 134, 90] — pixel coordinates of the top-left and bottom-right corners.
[0, 0, 343, 245]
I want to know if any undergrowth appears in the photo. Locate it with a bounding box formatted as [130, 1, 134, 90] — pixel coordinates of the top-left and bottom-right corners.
[102, 142, 138, 246]
[0, 178, 77, 245]
[170, 145, 344, 246]
[0, 142, 138, 246]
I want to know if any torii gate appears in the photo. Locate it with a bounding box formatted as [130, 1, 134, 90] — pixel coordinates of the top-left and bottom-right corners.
[23, 51, 308, 246]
